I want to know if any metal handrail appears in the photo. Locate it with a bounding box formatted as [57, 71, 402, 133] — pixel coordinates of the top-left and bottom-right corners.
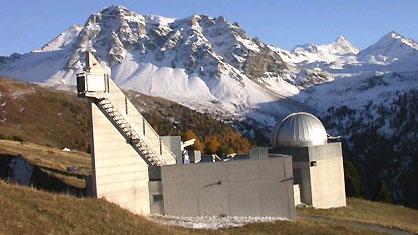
[99, 99, 165, 165]
[102, 74, 176, 164]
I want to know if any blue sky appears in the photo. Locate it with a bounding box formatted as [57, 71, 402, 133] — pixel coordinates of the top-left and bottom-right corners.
[1, 0, 418, 56]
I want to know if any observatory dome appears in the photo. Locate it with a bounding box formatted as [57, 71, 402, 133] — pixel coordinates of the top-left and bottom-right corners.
[271, 112, 328, 147]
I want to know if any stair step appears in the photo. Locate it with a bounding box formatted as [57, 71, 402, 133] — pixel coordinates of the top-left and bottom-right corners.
[105, 108, 116, 112]
[99, 101, 111, 106]
[99, 98, 110, 103]
[123, 131, 131, 135]
[97, 97, 165, 166]
[115, 119, 127, 124]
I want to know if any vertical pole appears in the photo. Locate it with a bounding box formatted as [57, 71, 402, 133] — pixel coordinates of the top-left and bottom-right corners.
[104, 74, 107, 92]
[125, 96, 128, 115]
[143, 118, 145, 136]
[159, 138, 163, 156]
[106, 74, 110, 92]
[85, 74, 88, 92]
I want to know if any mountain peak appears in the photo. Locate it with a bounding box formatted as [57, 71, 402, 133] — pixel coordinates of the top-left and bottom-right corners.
[333, 35, 359, 54]
[335, 35, 349, 45]
[100, 5, 130, 14]
[384, 31, 402, 39]
[358, 31, 418, 63]
[377, 31, 418, 48]
[95, 5, 139, 21]
[292, 35, 358, 56]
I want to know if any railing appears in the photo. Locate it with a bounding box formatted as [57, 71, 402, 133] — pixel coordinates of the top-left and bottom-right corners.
[100, 74, 176, 165]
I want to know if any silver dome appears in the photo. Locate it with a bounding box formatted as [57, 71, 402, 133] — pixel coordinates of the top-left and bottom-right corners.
[271, 112, 328, 147]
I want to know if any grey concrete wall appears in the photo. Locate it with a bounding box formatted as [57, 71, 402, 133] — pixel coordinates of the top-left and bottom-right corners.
[160, 136, 182, 164]
[249, 147, 269, 160]
[308, 142, 342, 161]
[149, 181, 164, 214]
[308, 144, 346, 208]
[90, 101, 151, 215]
[160, 158, 296, 219]
[309, 157, 346, 208]
[270, 143, 346, 209]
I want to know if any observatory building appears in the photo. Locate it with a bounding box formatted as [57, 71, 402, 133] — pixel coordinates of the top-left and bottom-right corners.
[76, 52, 345, 219]
[269, 112, 346, 209]
[77, 52, 296, 219]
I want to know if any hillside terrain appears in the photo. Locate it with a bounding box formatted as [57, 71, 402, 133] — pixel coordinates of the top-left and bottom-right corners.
[0, 5, 417, 207]
[0, 179, 417, 234]
[0, 77, 252, 154]
[0, 140, 89, 193]
[1, 136, 417, 234]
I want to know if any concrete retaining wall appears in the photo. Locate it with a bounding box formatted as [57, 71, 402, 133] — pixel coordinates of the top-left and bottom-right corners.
[90, 101, 151, 215]
[160, 158, 296, 219]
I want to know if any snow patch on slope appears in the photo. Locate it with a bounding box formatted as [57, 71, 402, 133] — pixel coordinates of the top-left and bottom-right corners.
[35, 25, 83, 52]
[358, 31, 418, 64]
[291, 35, 359, 65]
[297, 71, 418, 114]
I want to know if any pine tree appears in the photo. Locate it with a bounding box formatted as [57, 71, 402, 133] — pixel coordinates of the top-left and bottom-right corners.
[343, 161, 362, 198]
[373, 180, 393, 203]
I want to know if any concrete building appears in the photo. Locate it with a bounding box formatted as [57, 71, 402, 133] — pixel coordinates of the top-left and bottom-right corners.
[269, 112, 346, 209]
[76, 52, 297, 219]
[77, 52, 176, 215]
[159, 157, 295, 218]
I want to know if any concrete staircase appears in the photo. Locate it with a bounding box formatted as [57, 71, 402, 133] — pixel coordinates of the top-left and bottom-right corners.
[94, 75, 176, 166]
[97, 98, 165, 166]
[77, 52, 176, 166]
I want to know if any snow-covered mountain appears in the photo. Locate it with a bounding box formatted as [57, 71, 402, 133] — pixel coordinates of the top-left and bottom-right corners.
[0, 5, 417, 125]
[0, 5, 303, 121]
[0, 4, 417, 207]
[35, 25, 83, 52]
[270, 32, 418, 88]
[291, 35, 359, 63]
[358, 31, 418, 64]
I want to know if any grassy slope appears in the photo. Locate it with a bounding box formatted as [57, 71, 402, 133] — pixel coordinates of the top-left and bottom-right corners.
[299, 198, 418, 233]
[1, 78, 417, 233]
[0, 140, 375, 234]
[0, 181, 387, 235]
[0, 77, 252, 154]
[0, 78, 89, 151]
[0, 140, 90, 174]
[0, 140, 90, 189]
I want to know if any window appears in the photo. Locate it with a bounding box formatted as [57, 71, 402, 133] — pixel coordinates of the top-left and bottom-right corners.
[153, 194, 163, 202]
